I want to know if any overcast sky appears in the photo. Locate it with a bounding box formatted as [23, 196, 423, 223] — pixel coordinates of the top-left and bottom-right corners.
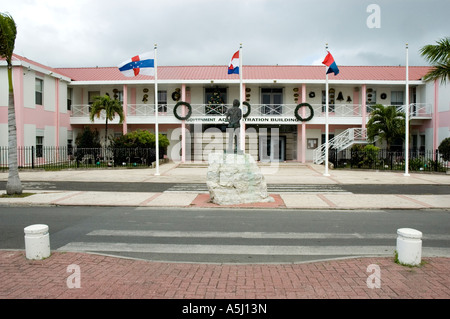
[3, 0, 449, 68]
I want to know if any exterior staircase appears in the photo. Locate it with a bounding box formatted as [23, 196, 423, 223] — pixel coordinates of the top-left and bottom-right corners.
[313, 128, 370, 164]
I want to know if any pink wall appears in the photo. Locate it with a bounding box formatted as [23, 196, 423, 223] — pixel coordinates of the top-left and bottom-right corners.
[7, 66, 72, 147]
[439, 110, 450, 129]
[13, 67, 24, 147]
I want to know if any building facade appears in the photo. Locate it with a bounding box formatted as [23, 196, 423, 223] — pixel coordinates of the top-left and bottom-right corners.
[1, 54, 449, 164]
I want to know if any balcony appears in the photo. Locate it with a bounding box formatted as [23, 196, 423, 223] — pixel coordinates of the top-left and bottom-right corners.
[70, 103, 432, 124]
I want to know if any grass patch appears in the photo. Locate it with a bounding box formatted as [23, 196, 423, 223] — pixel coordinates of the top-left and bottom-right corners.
[0, 192, 35, 198]
[394, 250, 427, 268]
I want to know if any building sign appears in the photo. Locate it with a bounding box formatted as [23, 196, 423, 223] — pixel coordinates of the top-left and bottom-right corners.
[186, 117, 302, 124]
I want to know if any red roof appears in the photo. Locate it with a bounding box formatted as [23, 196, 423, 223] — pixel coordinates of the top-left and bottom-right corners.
[4, 54, 431, 82]
[56, 65, 432, 82]
[6, 54, 66, 76]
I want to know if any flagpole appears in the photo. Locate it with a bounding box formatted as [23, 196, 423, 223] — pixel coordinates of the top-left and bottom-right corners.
[404, 43, 410, 176]
[239, 43, 244, 152]
[154, 43, 160, 176]
[324, 43, 330, 176]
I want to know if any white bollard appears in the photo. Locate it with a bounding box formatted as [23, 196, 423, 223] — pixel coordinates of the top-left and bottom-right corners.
[396, 228, 422, 266]
[24, 224, 50, 260]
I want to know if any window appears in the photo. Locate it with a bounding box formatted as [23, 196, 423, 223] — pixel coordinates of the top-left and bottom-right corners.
[88, 91, 100, 105]
[67, 88, 73, 111]
[88, 91, 100, 113]
[321, 90, 335, 112]
[391, 91, 404, 106]
[366, 88, 376, 112]
[321, 134, 335, 146]
[112, 89, 123, 102]
[36, 136, 43, 158]
[420, 135, 425, 153]
[158, 90, 167, 112]
[67, 139, 73, 156]
[205, 87, 227, 115]
[261, 88, 283, 115]
[35, 78, 43, 105]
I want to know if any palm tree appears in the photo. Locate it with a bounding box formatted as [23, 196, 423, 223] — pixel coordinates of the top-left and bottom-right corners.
[89, 94, 124, 147]
[0, 12, 22, 195]
[419, 37, 450, 84]
[367, 104, 406, 151]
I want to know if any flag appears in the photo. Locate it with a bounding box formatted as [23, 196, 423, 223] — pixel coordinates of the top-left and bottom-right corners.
[118, 52, 155, 77]
[322, 51, 339, 76]
[228, 50, 240, 74]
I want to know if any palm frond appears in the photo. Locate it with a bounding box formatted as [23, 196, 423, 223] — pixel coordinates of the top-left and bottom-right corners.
[0, 13, 17, 63]
[421, 62, 450, 84]
[420, 37, 450, 84]
[419, 37, 450, 64]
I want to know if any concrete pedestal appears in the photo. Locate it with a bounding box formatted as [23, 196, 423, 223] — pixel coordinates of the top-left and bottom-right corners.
[24, 224, 50, 260]
[396, 228, 422, 266]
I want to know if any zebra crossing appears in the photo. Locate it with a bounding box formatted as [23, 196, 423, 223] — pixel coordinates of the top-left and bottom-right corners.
[164, 183, 349, 193]
[56, 229, 450, 263]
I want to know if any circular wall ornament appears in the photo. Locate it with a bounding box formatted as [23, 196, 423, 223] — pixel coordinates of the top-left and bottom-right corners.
[309, 92, 315, 98]
[243, 101, 251, 118]
[294, 103, 314, 122]
[172, 91, 181, 101]
[381, 93, 387, 100]
[173, 101, 192, 120]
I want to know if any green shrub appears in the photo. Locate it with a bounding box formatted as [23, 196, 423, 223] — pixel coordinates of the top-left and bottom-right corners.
[75, 127, 101, 148]
[409, 157, 425, 171]
[350, 144, 365, 168]
[438, 138, 450, 161]
[112, 129, 170, 148]
[110, 130, 170, 166]
[363, 144, 379, 167]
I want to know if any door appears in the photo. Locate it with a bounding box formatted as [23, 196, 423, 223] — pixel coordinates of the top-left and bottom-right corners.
[259, 135, 286, 162]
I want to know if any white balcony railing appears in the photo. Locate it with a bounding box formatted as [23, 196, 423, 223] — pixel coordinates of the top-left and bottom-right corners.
[71, 103, 433, 119]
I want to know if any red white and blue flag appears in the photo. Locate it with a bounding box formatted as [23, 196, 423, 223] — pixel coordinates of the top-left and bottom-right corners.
[228, 50, 240, 75]
[322, 51, 339, 76]
[118, 52, 155, 77]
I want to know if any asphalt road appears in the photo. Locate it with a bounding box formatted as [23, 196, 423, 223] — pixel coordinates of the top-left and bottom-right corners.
[1, 181, 450, 194]
[1, 206, 449, 263]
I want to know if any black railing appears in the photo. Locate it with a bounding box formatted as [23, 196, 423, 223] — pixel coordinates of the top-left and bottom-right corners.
[0, 146, 165, 171]
[329, 148, 449, 172]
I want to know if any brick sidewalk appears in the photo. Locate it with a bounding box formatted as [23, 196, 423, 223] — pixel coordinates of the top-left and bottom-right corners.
[1, 251, 449, 299]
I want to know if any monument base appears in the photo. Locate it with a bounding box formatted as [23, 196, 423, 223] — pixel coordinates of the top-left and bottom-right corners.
[206, 152, 275, 206]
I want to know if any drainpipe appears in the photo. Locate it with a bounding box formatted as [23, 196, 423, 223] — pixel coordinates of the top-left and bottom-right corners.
[181, 84, 186, 163]
[122, 84, 128, 135]
[301, 83, 306, 163]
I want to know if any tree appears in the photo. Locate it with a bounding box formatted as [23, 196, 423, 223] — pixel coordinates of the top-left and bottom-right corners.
[438, 137, 450, 161]
[89, 94, 124, 146]
[419, 37, 450, 84]
[110, 129, 170, 166]
[75, 127, 101, 148]
[367, 104, 406, 151]
[111, 129, 170, 149]
[0, 12, 22, 195]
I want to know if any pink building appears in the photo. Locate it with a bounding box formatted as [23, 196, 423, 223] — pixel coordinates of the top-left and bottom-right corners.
[0, 54, 71, 152]
[1, 54, 449, 164]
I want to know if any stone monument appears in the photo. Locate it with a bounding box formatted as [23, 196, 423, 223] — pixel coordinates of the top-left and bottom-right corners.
[206, 152, 274, 206]
[206, 99, 274, 205]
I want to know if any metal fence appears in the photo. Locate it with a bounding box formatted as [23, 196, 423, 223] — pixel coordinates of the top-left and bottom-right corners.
[329, 148, 449, 172]
[0, 146, 165, 171]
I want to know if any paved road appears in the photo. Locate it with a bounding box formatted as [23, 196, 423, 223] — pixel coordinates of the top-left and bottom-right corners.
[1, 181, 450, 194]
[2, 206, 449, 264]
